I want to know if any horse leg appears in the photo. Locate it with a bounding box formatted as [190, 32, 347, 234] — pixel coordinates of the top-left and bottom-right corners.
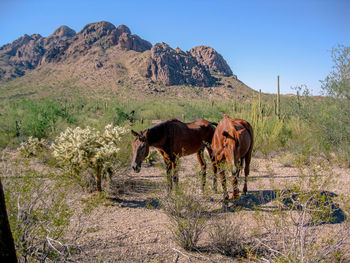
[166, 162, 173, 192]
[171, 158, 178, 188]
[206, 146, 217, 193]
[196, 149, 207, 192]
[231, 159, 242, 200]
[243, 153, 252, 195]
[219, 168, 229, 202]
[162, 154, 173, 193]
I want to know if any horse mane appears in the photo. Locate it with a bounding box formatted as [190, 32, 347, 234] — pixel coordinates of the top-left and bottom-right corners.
[224, 115, 237, 135]
[168, 118, 180, 122]
[146, 120, 172, 145]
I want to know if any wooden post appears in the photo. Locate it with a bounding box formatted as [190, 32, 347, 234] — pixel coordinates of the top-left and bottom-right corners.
[0, 178, 18, 262]
[296, 90, 301, 129]
[277, 75, 280, 119]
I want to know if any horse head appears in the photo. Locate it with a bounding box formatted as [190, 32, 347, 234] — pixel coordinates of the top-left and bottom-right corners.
[222, 116, 239, 165]
[131, 130, 149, 173]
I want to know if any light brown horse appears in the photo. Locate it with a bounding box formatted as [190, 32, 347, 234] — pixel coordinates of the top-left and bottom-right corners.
[131, 118, 216, 191]
[212, 115, 254, 202]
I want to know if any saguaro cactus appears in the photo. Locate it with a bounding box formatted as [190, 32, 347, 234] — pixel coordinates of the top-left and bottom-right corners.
[277, 75, 280, 119]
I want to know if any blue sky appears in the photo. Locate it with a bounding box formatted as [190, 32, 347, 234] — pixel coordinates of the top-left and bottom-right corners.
[1, 0, 349, 94]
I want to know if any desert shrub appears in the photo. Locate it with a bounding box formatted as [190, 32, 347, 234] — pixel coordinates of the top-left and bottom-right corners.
[209, 216, 245, 257]
[18, 136, 49, 157]
[3, 169, 78, 262]
[254, 164, 350, 262]
[162, 182, 208, 251]
[51, 124, 130, 191]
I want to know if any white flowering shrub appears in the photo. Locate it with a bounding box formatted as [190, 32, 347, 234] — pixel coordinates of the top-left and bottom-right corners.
[18, 136, 49, 157]
[51, 124, 129, 191]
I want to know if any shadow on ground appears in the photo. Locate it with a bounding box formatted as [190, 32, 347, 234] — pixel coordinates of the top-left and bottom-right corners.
[110, 197, 161, 209]
[107, 177, 162, 209]
[216, 190, 346, 224]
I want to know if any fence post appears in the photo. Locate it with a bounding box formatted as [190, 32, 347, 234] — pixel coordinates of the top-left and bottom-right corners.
[277, 75, 280, 119]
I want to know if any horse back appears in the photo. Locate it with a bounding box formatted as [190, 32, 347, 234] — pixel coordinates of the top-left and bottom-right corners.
[167, 119, 215, 156]
[212, 117, 253, 162]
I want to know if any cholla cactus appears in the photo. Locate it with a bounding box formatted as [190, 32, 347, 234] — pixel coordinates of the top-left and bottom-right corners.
[51, 124, 129, 191]
[19, 137, 48, 157]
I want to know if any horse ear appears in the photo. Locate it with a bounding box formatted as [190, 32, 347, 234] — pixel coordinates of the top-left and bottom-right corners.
[222, 131, 230, 138]
[222, 131, 236, 141]
[131, 130, 139, 137]
[139, 129, 149, 142]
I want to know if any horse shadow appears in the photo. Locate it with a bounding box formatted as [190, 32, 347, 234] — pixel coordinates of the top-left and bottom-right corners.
[216, 189, 346, 225]
[107, 177, 162, 209]
[110, 197, 161, 209]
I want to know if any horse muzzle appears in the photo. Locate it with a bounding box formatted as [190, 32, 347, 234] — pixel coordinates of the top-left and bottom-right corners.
[131, 163, 141, 173]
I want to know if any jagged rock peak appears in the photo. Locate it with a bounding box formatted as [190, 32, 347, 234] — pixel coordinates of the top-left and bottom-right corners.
[147, 42, 213, 86]
[190, 45, 233, 76]
[79, 21, 116, 36]
[116, 24, 131, 35]
[175, 47, 184, 53]
[153, 42, 170, 50]
[51, 25, 76, 38]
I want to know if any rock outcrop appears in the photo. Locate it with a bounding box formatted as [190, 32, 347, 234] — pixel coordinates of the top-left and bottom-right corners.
[0, 33, 46, 79]
[117, 33, 152, 52]
[43, 21, 152, 62]
[147, 43, 214, 86]
[0, 21, 235, 87]
[190, 46, 233, 76]
[0, 21, 152, 80]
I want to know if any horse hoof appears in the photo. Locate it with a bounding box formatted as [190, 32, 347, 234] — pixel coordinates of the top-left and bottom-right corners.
[232, 194, 240, 200]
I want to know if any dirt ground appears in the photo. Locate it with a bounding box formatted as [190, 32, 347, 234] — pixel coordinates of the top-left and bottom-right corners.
[66, 153, 350, 262]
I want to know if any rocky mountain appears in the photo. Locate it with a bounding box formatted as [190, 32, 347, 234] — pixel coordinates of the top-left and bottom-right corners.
[190, 46, 233, 76]
[146, 43, 214, 86]
[0, 21, 236, 88]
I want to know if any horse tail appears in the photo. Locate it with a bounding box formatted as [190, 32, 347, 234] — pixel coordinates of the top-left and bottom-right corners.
[245, 121, 254, 152]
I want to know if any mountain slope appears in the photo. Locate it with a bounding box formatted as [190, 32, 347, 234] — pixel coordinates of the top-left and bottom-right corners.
[0, 21, 255, 100]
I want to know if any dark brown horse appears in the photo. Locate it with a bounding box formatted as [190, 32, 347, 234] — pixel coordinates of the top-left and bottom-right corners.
[131, 118, 216, 190]
[212, 115, 254, 202]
